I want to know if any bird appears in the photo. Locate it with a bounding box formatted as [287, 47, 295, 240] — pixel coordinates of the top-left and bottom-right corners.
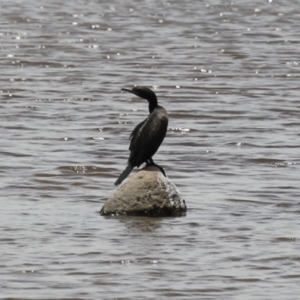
[115, 86, 168, 185]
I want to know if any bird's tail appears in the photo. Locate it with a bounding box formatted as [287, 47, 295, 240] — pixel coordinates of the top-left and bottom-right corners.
[115, 164, 133, 185]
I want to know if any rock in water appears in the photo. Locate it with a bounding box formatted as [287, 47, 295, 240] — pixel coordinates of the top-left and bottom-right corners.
[100, 166, 186, 217]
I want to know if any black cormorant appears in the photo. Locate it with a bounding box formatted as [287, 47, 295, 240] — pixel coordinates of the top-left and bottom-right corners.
[115, 86, 168, 185]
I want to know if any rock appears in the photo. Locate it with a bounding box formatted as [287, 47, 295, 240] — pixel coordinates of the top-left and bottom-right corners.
[100, 166, 186, 217]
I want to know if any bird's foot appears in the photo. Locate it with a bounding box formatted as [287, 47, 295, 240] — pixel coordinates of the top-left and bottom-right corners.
[145, 160, 166, 177]
[157, 165, 166, 177]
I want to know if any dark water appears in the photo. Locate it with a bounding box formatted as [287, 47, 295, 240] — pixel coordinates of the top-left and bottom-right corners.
[1, 0, 300, 299]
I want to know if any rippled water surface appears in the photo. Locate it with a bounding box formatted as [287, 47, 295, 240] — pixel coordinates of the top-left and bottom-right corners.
[1, 0, 300, 299]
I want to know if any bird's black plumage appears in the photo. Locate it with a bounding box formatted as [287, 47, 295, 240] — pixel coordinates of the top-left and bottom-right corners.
[115, 86, 168, 185]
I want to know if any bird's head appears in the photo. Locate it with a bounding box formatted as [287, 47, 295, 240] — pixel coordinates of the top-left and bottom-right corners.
[121, 86, 158, 108]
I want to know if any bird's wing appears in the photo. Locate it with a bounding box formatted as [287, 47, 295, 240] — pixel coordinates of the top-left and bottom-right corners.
[135, 110, 168, 166]
[129, 118, 147, 151]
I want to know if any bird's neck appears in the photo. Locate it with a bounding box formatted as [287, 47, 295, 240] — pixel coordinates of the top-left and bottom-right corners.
[148, 100, 158, 113]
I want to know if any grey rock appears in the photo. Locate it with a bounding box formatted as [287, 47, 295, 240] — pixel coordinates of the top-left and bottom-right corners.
[100, 166, 186, 217]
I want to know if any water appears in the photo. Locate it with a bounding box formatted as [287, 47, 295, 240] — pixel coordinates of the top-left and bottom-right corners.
[1, 0, 300, 299]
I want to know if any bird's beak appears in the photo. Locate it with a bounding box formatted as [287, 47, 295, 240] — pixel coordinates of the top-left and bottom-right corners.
[121, 88, 133, 93]
[121, 88, 139, 98]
